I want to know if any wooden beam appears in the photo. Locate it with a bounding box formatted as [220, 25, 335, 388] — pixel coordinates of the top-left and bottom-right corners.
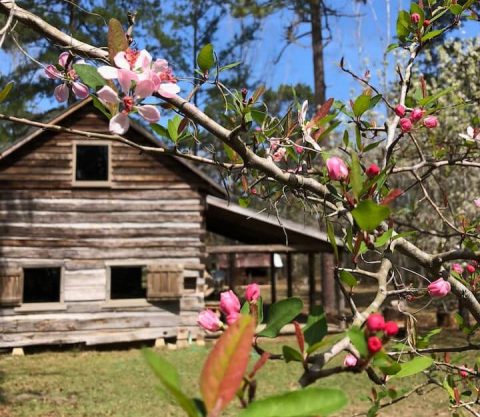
[207, 244, 320, 254]
[270, 253, 276, 304]
[308, 253, 315, 312]
[286, 253, 293, 298]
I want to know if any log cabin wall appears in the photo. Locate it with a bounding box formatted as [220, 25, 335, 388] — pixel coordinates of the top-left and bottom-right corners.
[0, 104, 208, 347]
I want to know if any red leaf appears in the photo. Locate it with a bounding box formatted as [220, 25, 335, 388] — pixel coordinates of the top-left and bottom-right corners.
[248, 352, 270, 379]
[381, 188, 403, 205]
[454, 387, 460, 405]
[200, 315, 255, 416]
[293, 321, 305, 354]
[306, 98, 334, 129]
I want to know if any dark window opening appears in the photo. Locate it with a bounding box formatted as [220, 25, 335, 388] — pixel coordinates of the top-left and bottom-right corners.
[23, 268, 61, 303]
[110, 267, 146, 299]
[75, 144, 109, 181]
[184, 277, 197, 290]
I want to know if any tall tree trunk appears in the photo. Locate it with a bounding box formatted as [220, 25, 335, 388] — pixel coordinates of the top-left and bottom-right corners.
[310, 0, 326, 108]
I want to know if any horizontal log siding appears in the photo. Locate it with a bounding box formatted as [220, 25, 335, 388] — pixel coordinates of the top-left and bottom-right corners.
[0, 107, 206, 347]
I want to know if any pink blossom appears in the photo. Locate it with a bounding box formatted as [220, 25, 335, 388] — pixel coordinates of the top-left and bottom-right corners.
[423, 116, 439, 129]
[344, 354, 358, 367]
[410, 108, 425, 122]
[197, 309, 222, 332]
[272, 147, 286, 162]
[394, 104, 406, 117]
[365, 163, 380, 178]
[459, 126, 480, 142]
[451, 263, 463, 274]
[366, 313, 385, 332]
[466, 264, 476, 274]
[399, 118, 413, 133]
[294, 144, 304, 154]
[410, 13, 420, 24]
[220, 290, 241, 317]
[245, 283, 260, 302]
[44, 52, 89, 102]
[427, 278, 451, 298]
[326, 156, 349, 181]
[475, 198, 480, 208]
[226, 311, 240, 325]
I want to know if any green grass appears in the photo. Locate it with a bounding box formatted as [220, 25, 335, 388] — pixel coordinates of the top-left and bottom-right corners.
[0, 337, 465, 417]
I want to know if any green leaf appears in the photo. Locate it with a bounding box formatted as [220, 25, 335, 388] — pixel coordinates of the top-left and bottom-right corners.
[219, 61, 242, 72]
[303, 305, 328, 347]
[0, 81, 14, 103]
[307, 333, 345, 355]
[107, 18, 128, 64]
[380, 362, 402, 375]
[282, 345, 303, 363]
[450, 4, 463, 15]
[386, 43, 399, 53]
[352, 200, 390, 232]
[91, 95, 111, 119]
[391, 356, 434, 379]
[348, 326, 368, 357]
[421, 29, 444, 42]
[353, 95, 371, 117]
[396, 10, 411, 42]
[240, 301, 250, 315]
[197, 44, 216, 73]
[167, 115, 182, 143]
[258, 298, 303, 338]
[339, 270, 358, 288]
[72, 64, 106, 89]
[151, 123, 170, 139]
[368, 94, 382, 110]
[200, 315, 255, 414]
[326, 220, 339, 263]
[374, 229, 394, 248]
[349, 152, 364, 199]
[418, 86, 454, 107]
[142, 349, 201, 417]
[238, 388, 348, 417]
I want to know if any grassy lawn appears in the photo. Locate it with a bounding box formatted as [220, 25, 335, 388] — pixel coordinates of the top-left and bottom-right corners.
[0, 337, 463, 417]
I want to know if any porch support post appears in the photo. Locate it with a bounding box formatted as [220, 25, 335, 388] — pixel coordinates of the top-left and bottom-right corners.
[286, 252, 293, 298]
[270, 252, 277, 303]
[308, 253, 315, 313]
[228, 253, 235, 290]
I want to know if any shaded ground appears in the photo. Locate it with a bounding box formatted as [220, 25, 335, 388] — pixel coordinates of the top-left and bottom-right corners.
[0, 333, 471, 417]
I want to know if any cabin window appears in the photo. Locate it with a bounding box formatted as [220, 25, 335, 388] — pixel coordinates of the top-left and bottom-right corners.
[74, 143, 110, 183]
[110, 266, 146, 300]
[23, 267, 61, 303]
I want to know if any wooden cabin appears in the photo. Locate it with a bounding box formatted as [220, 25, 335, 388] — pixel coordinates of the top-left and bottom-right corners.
[0, 99, 339, 349]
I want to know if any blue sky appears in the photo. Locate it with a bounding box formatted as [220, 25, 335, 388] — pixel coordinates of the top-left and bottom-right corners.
[0, 0, 478, 112]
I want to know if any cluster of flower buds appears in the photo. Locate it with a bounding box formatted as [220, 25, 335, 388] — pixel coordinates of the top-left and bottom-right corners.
[197, 283, 260, 332]
[451, 262, 477, 275]
[395, 104, 439, 133]
[45, 52, 89, 102]
[365, 313, 399, 354]
[325, 157, 381, 182]
[269, 139, 286, 162]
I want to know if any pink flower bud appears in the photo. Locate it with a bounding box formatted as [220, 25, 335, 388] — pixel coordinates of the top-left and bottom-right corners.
[423, 116, 439, 129]
[451, 263, 463, 274]
[366, 313, 385, 332]
[394, 104, 406, 117]
[344, 354, 358, 367]
[365, 163, 380, 178]
[226, 311, 240, 325]
[410, 108, 425, 122]
[367, 336, 383, 353]
[423, 19, 431, 27]
[245, 283, 260, 302]
[427, 278, 451, 297]
[384, 321, 399, 337]
[399, 118, 413, 133]
[220, 290, 241, 316]
[197, 309, 222, 332]
[294, 144, 304, 154]
[58, 52, 70, 69]
[475, 198, 480, 208]
[410, 13, 420, 24]
[326, 157, 349, 181]
[466, 264, 476, 274]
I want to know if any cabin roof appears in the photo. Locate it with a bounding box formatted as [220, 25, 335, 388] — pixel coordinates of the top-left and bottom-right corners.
[205, 195, 342, 252]
[0, 98, 226, 197]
